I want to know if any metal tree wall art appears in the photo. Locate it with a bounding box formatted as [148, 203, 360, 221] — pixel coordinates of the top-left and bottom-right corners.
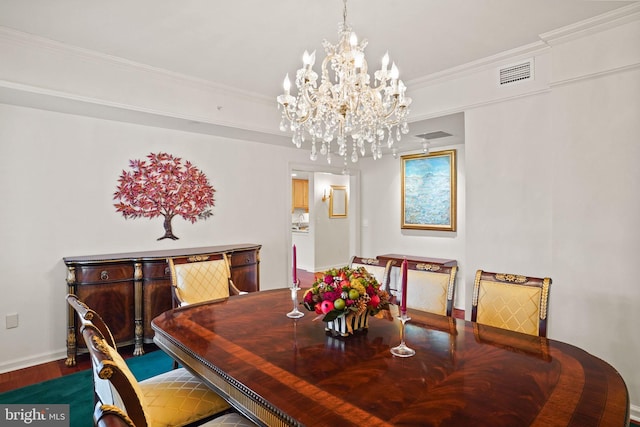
[113, 152, 216, 240]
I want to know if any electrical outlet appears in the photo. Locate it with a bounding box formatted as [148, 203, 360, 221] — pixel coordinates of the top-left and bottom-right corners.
[6, 313, 18, 329]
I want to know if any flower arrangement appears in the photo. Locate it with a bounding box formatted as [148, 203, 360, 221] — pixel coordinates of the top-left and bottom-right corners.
[303, 266, 390, 323]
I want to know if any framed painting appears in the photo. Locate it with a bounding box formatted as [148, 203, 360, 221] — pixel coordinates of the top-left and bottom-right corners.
[329, 185, 348, 218]
[401, 149, 456, 231]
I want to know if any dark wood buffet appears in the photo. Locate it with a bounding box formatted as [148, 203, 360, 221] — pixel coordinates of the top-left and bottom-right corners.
[63, 243, 260, 366]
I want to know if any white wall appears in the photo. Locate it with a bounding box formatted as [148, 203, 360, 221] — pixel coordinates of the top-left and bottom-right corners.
[465, 93, 553, 313]
[359, 145, 466, 310]
[360, 16, 640, 418]
[0, 103, 312, 371]
[549, 66, 640, 396]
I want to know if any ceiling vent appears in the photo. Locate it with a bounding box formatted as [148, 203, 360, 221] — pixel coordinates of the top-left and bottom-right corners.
[415, 131, 452, 140]
[498, 59, 533, 86]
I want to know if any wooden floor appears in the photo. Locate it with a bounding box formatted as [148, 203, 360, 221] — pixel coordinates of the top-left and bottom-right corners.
[0, 268, 463, 394]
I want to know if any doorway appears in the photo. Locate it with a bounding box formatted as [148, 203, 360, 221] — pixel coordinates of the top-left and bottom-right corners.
[289, 164, 359, 273]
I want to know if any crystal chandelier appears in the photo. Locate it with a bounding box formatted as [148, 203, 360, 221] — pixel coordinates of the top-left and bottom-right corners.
[277, 0, 411, 165]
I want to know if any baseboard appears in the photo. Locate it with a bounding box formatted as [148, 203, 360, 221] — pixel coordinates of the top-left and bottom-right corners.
[631, 403, 640, 423]
[0, 349, 67, 374]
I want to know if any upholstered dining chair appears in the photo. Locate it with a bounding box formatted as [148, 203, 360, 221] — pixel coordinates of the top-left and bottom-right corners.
[82, 325, 257, 427]
[399, 261, 458, 316]
[94, 404, 257, 427]
[168, 253, 244, 307]
[471, 269, 552, 337]
[349, 256, 393, 292]
[66, 294, 250, 427]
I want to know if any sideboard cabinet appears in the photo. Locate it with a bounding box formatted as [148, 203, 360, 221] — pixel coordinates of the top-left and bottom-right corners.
[64, 244, 261, 366]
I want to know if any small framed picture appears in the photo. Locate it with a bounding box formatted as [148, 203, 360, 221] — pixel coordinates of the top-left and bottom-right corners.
[329, 186, 347, 218]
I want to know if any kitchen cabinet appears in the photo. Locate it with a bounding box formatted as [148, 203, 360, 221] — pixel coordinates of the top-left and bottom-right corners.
[292, 179, 309, 212]
[63, 243, 261, 366]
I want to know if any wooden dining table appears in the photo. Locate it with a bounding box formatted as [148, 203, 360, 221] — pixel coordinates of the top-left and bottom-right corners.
[151, 289, 629, 427]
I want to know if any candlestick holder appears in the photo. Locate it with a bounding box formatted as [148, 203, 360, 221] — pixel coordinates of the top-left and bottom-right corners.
[391, 312, 415, 357]
[286, 280, 305, 319]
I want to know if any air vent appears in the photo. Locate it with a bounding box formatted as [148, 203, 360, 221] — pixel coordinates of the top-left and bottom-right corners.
[498, 59, 533, 85]
[415, 131, 452, 140]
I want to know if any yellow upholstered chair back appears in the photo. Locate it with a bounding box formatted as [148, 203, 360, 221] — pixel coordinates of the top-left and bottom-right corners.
[401, 261, 458, 316]
[472, 270, 552, 337]
[349, 256, 392, 292]
[168, 254, 241, 306]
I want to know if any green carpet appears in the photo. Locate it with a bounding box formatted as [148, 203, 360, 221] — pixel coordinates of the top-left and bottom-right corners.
[0, 350, 174, 427]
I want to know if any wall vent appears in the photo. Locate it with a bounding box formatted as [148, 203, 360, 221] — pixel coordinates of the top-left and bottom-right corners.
[415, 131, 452, 140]
[498, 59, 533, 85]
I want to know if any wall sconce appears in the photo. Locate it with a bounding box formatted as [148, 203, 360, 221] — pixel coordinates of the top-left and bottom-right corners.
[322, 188, 330, 203]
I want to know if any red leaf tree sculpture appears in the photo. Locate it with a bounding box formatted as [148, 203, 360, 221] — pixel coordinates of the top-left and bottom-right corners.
[113, 152, 216, 240]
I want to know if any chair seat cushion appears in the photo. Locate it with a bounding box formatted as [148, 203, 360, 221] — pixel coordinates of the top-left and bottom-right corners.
[201, 413, 258, 427]
[140, 368, 231, 427]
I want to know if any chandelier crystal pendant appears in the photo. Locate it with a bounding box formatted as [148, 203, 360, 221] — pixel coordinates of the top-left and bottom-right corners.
[277, 0, 411, 165]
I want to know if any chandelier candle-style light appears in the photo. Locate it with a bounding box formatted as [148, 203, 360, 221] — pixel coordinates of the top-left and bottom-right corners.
[277, 0, 411, 165]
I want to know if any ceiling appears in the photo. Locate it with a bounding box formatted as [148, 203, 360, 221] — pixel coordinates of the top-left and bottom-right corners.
[0, 0, 633, 153]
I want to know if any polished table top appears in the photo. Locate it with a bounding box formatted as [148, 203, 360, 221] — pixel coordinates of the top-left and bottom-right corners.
[152, 289, 629, 427]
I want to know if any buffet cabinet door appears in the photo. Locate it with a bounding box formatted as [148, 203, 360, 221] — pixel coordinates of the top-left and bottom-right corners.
[73, 263, 135, 347]
[229, 249, 260, 293]
[142, 260, 173, 342]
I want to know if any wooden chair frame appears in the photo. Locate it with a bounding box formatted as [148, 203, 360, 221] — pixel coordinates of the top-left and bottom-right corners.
[82, 325, 150, 427]
[94, 404, 136, 427]
[67, 293, 116, 348]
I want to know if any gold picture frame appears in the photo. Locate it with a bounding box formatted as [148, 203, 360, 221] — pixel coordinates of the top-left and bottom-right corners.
[329, 185, 348, 218]
[401, 149, 456, 231]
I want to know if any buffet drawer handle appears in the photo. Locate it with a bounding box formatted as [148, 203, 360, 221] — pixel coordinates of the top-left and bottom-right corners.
[100, 271, 109, 281]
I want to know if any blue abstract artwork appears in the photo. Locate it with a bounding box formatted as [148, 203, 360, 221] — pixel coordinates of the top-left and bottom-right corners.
[402, 150, 456, 231]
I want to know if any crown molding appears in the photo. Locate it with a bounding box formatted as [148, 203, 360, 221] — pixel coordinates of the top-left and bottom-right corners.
[540, 3, 640, 46]
[550, 62, 640, 88]
[0, 26, 273, 106]
[0, 79, 290, 146]
[407, 41, 549, 90]
[407, 4, 640, 90]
